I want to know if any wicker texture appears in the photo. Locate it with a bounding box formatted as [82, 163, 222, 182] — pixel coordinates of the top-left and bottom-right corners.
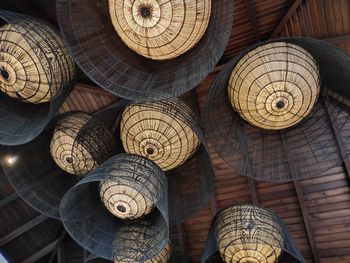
[201, 205, 305, 263]
[0, 10, 75, 145]
[114, 242, 171, 263]
[109, 0, 211, 60]
[215, 205, 283, 263]
[50, 112, 96, 175]
[205, 38, 350, 182]
[0, 22, 74, 104]
[120, 99, 200, 171]
[56, 0, 233, 100]
[228, 42, 320, 130]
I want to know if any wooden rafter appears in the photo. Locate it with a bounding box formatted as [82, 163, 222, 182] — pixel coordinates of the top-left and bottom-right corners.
[270, 0, 304, 38]
[48, 230, 67, 263]
[244, 0, 261, 42]
[0, 192, 17, 208]
[0, 214, 47, 246]
[22, 239, 59, 263]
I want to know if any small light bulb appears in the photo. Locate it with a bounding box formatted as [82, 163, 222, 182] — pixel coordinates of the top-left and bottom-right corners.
[5, 156, 18, 166]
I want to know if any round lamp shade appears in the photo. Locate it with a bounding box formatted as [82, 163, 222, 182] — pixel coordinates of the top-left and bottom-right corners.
[109, 0, 211, 60]
[50, 112, 96, 175]
[99, 173, 161, 219]
[0, 22, 74, 104]
[114, 242, 171, 263]
[228, 42, 320, 130]
[215, 205, 284, 263]
[120, 99, 200, 171]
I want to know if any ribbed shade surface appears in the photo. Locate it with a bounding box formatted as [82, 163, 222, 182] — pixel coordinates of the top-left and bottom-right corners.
[215, 205, 284, 263]
[0, 22, 74, 104]
[120, 99, 200, 171]
[228, 42, 320, 130]
[114, 242, 171, 263]
[109, 0, 211, 60]
[50, 112, 95, 175]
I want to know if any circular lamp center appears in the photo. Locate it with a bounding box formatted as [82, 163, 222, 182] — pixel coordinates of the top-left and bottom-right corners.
[275, 100, 285, 109]
[0, 68, 9, 80]
[66, 157, 73, 164]
[243, 221, 255, 229]
[140, 6, 151, 18]
[117, 205, 127, 213]
[146, 147, 154, 155]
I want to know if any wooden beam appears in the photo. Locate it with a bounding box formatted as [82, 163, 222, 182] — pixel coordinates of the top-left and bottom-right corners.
[247, 178, 259, 205]
[22, 239, 59, 263]
[0, 214, 47, 246]
[0, 192, 17, 208]
[244, 0, 261, 42]
[210, 194, 218, 215]
[270, 0, 303, 38]
[294, 181, 321, 263]
[57, 244, 65, 263]
[48, 230, 66, 263]
[323, 34, 350, 44]
[177, 223, 190, 263]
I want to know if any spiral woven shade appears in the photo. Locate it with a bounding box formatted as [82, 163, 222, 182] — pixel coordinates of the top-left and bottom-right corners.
[0, 22, 74, 104]
[228, 42, 320, 130]
[120, 99, 200, 171]
[216, 205, 284, 263]
[109, 0, 211, 60]
[205, 38, 350, 182]
[201, 205, 305, 263]
[60, 154, 169, 261]
[0, 10, 75, 145]
[114, 242, 171, 263]
[56, 0, 233, 100]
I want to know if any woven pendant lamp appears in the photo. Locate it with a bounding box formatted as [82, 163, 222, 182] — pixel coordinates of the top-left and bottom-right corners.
[56, 0, 233, 100]
[205, 38, 350, 182]
[201, 205, 305, 263]
[60, 154, 169, 261]
[0, 10, 75, 145]
[120, 98, 200, 171]
[228, 42, 320, 130]
[108, 0, 211, 60]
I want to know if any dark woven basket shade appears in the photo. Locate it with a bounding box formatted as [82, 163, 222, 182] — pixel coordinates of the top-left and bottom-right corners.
[1, 117, 78, 219]
[60, 154, 169, 261]
[0, 10, 75, 145]
[108, 0, 211, 61]
[201, 205, 305, 263]
[205, 38, 350, 182]
[50, 110, 116, 176]
[56, 0, 233, 100]
[228, 42, 320, 130]
[120, 98, 200, 171]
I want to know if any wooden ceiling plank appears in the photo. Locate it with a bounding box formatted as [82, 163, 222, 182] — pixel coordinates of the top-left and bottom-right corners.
[0, 192, 18, 208]
[48, 230, 66, 263]
[0, 214, 47, 246]
[294, 181, 321, 263]
[243, 0, 261, 41]
[22, 239, 59, 263]
[270, 0, 304, 38]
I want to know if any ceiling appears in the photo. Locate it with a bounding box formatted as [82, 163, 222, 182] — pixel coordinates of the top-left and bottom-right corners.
[0, 0, 350, 262]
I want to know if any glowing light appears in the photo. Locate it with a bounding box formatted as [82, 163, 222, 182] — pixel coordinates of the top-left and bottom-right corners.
[5, 156, 18, 166]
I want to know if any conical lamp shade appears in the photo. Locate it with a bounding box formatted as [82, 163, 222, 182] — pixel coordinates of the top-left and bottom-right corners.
[56, 0, 233, 101]
[205, 38, 350, 182]
[0, 10, 75, 145]
[201, 205, 305, 263]
[60, 154, 169, 261]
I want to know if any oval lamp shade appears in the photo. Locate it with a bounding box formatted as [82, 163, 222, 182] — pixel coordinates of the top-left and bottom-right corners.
[0, 10, 75, 145]
[50, 111, 116, 176]
[60, 154, 169, 261]
[201, 205, 305, 263]
[120, 98, 200, 171]
[228, 42, 320, 130]
[109, 0, 211, 60]
[56, 0, 233, 100]
[205, 38, 350, 182]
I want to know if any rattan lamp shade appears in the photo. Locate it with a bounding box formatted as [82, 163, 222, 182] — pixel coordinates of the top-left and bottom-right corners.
[56, 0, 233, 100]
[0, 22, 74, 104]
[120, 99, 200, 171]
[228, 42, 320, 130]
[215, 205, 284, 263]
[50, 112, 96, 175]
[114, 242, 171, 263]
[109, 0, 211, 60]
